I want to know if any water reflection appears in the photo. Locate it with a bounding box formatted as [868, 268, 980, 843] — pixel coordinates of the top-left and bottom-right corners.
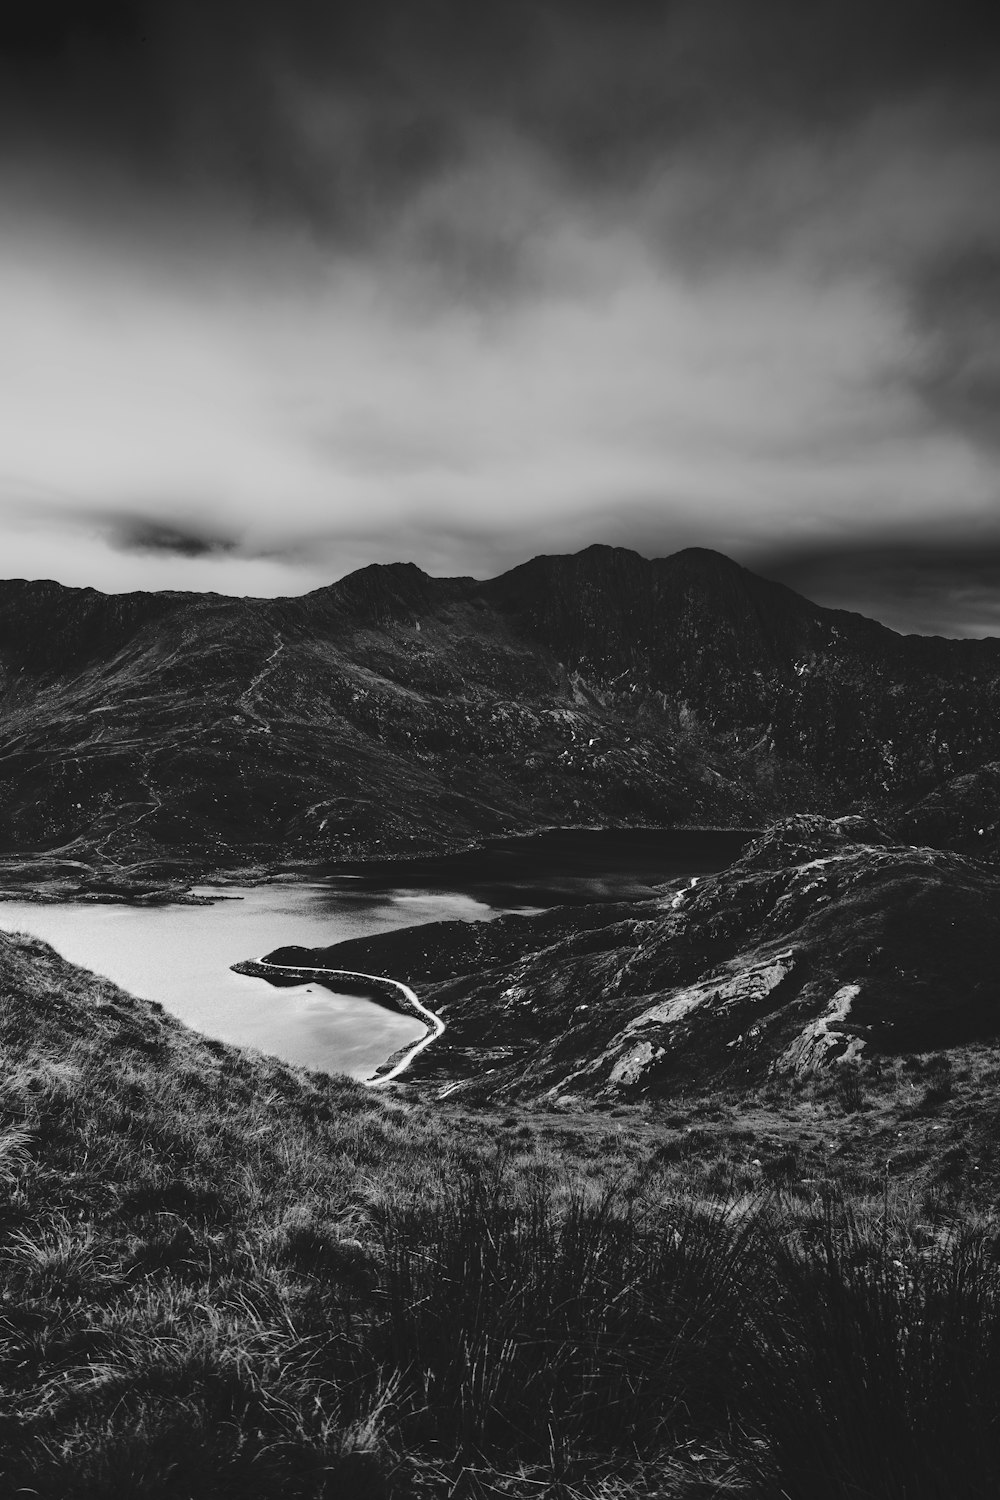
[0, 828, 753, 1079]
[0, 883, 488, 1080]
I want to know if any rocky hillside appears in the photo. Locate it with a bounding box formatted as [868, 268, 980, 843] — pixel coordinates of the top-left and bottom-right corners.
[11, 891, 1000, 1497]
[275, 816, 1000, 1104]
[3, 546, 1000, 878]
[895, 762, 1000, 858]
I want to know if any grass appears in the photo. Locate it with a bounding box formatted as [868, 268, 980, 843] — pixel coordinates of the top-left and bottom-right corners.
[4, 929, 1000, 1495]
[742, 1203, 1000, 1499]
[376, 1168, 759, 1466]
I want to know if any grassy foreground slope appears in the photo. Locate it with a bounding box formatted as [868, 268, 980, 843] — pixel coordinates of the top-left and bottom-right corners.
[4, 927, 1000, 1496]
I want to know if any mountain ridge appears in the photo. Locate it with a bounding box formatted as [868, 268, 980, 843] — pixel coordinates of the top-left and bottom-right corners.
[1, 544, 999, 881]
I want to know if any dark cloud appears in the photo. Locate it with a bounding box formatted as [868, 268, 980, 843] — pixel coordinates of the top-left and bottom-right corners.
[0, 1, 141, 60]
[755, 538, 1000, 638]
[5, 2, 1000, 220]
[2, 2, 998, 315]
[109, 516, 243, 559]
[3, 2, 1000, 620]
[912, 251, 1000, 450]
[0, 2, 167, 175]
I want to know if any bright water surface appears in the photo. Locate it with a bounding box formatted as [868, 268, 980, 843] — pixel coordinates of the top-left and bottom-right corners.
[0, 829, 752, 1080]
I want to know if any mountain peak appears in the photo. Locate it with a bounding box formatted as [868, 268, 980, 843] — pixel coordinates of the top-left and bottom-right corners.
[666, 546, 747, 570]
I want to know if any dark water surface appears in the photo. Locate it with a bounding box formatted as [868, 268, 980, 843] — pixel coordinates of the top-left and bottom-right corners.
[317, 827, 755, 907]
[0, 828, 753, 1079]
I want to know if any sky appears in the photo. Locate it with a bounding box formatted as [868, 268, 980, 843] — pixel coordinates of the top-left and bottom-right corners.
[2, 1, 1000, 634]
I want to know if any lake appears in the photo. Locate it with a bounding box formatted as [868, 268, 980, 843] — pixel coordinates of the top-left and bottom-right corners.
[0, 828, 753, 1080]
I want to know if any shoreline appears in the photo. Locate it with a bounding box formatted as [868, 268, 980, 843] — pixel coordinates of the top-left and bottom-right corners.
[0, 821, 763, 902]
[232, 958, 445, 1086]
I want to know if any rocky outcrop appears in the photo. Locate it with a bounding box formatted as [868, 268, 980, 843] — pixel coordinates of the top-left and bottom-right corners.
[776, 983, 864, 1075]
[556, 951, 798, 1095]
[894, 763, 1000, 860]
[283, 817, 1000, 1103]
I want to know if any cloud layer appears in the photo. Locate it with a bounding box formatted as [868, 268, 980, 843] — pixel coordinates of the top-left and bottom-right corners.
[1, 1, 999, 628]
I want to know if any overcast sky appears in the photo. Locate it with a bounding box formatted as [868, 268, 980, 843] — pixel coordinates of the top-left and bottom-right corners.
[2, 1, 1000, 633]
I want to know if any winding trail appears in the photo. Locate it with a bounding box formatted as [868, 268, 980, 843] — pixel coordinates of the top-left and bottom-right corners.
[245, 959, 445, 1086]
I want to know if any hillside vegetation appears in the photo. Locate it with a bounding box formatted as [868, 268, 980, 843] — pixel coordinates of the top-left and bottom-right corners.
[4, 924, 1000, 1496]
[263, 816, 1000, 1108]
[6, 547, 1000, 1492]
[3, 546, 1000, 883]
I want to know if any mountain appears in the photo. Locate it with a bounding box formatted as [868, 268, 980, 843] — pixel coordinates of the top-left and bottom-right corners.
[7, 558, 1000, 1496]
[2, 544, 1000, 881]
[265, 815, 1000, 1104]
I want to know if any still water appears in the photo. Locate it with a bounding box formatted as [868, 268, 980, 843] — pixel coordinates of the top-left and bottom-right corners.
[0, 829, 752, 1080]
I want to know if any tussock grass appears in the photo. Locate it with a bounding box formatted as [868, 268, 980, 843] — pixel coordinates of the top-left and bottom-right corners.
[377, 1166, 764, 1463]
[742, 1203, 1000, 1499]
[4, 932, 1000, 1495]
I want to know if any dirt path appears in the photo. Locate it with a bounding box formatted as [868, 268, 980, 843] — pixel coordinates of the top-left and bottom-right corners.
[247, 958, 444, 1085]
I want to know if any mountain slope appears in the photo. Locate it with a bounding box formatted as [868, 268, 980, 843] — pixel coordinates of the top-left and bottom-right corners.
[274, 816, 1000, 1104]
[2, 545, 1000, 878]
